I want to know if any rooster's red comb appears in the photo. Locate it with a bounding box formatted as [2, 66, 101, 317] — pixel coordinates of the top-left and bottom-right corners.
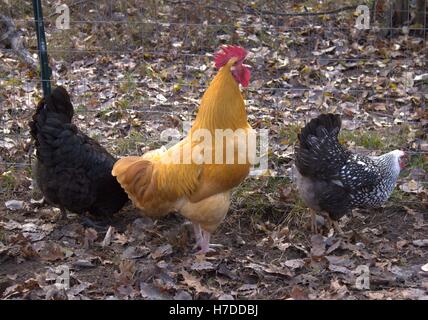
[214, 45, 248, 69]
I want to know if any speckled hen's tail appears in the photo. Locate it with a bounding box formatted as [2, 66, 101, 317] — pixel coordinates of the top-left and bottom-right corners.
[295, 113, 349, 179]
[298, 113, 341, 150]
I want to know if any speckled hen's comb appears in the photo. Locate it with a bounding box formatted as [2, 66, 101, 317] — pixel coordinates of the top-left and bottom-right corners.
[214, 45, 247, 69]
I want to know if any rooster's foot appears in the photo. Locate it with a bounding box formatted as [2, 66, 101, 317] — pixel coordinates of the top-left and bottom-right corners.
[195, 247, 216, 255]
[194, 229, 220, 255]
[192, 223, 203, 250]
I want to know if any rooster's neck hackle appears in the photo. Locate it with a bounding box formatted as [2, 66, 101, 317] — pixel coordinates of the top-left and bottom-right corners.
[191, 61, 249, 133]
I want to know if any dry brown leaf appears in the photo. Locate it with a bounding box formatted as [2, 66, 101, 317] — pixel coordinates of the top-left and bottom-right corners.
[180, 271, 211, 294]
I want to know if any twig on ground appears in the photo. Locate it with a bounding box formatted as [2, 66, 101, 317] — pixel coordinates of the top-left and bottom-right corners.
[0, 14, 38, 70]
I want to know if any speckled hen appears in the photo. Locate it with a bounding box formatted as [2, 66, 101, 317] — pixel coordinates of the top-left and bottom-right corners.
[294, 113, 406, 233]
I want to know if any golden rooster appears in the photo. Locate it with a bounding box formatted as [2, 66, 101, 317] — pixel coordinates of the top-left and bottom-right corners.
[112, 46, 254, 253]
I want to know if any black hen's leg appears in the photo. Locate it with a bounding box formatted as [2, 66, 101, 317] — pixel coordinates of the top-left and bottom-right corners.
[310, 209, 318, 234]
[60, 206, 67, 220]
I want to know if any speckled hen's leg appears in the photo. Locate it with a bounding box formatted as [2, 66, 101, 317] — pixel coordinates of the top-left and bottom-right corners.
[326, 214, 333, 230]
[310, 209, 318, 234]
[332, 221, 344, 235]
[326, 216, 344, 235]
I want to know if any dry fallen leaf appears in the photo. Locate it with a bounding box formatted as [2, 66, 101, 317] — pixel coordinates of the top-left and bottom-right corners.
[290, 285, 308, 300]
[38, 242, 66, 261]
[114, 260, 136, 285]
[283, 259, 305, 270]
[151, 244, 173, 260]
[412, 239, 428, 247]
[140, 282, 170, 300]
[400, 180, 425, 194]
[5, 200, 24, 210]
[191, 261, 215, 271]
[121, 246, 150, 259]
[310, 234, 326, 258]
[180, 271, 212, 294]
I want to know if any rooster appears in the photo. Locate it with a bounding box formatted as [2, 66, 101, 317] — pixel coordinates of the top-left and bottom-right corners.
[294, 113, 406, 233]
[112, 46, 253, 253]
[29, 86, 129, 219]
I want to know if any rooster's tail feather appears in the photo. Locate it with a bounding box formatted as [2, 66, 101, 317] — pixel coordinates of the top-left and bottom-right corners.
[112, 157, 153, 207]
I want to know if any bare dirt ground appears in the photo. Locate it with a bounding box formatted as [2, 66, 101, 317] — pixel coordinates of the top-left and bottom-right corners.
[0, 0, 427, 299]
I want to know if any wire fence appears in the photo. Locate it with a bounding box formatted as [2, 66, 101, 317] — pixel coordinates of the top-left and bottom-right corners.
[0, 0, 427, 204]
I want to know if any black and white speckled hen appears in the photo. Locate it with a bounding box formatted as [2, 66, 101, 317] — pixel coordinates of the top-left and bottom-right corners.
[29, 86, 129, 218]
[294, 113, 406, 233]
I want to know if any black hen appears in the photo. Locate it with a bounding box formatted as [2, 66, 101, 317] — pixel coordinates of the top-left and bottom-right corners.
[294, 113, 405, 233]
[29, 86, 129, 217]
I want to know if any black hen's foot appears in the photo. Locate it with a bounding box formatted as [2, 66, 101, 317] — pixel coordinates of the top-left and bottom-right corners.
[81, 216, 108, 232]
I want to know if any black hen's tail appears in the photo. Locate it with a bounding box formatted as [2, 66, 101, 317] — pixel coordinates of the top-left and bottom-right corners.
[295, 113, 349, 179]
[29, 86, 74, 143]
[29, 86, 77, 166]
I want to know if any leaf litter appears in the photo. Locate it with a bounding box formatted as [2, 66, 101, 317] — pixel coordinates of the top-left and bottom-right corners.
[0, 1, 427, 300]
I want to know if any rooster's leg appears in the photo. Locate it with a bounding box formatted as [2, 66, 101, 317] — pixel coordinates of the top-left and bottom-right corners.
[310, 209, 318, 234]
[192, 223, 203, 249]
[196, 230, 215, 255]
